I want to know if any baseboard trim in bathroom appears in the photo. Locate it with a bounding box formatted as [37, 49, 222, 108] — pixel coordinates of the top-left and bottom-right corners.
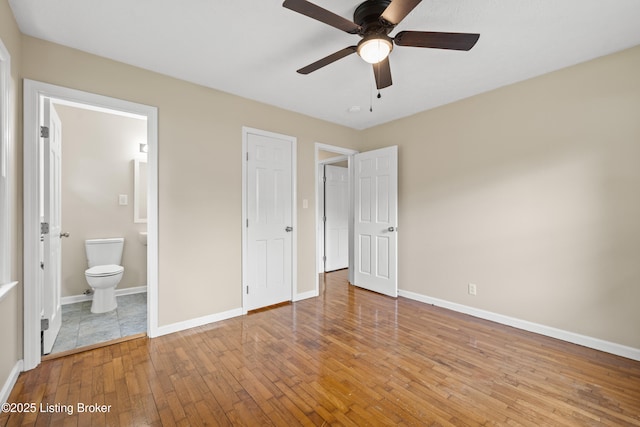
[61, 285, 148, 305]
[42, 333, 147, 361]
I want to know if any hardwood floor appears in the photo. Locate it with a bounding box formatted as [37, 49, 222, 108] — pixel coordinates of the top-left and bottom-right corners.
[3, 270, 640, 426]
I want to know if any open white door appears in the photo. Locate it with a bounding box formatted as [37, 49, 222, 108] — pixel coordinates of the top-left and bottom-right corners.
[324, 165, 349, 271]
[353, 145, 398, 297]
[244, 128, 295, 311]
[41, 98, 63, 354]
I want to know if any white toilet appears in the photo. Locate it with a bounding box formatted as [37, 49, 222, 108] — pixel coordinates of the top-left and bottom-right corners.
[84, 238, 125, 313]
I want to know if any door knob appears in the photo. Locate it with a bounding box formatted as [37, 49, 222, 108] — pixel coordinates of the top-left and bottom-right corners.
[388, 227, 396, 232]
[285, 226, 293, 232]
[60, 232, 70, 238]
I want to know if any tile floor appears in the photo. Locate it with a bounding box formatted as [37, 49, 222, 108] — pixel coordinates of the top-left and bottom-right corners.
[51, 292, 147, 354]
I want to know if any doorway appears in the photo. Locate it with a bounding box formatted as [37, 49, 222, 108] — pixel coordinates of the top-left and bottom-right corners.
[315, 143, 358, 293]
[23, 80, 158, 370]
[315, 143, 399, 298]
[49, 100, 148, 355]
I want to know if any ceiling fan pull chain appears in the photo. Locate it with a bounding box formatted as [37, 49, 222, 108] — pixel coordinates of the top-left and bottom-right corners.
[369, 81, 382, 113]
[370, 82, 374, 112]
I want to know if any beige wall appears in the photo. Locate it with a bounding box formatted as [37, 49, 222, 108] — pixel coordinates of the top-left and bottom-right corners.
[318, 149, 348, 168]
[0, 0, 23, 400]
[20, 35, 361, 326]
[360, 45, 640, 349]
[318, 149, 343, 160]
[54, 104, 147, 297]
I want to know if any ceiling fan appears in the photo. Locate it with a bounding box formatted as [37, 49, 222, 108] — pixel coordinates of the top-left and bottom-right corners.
[282, 0, 480, 89]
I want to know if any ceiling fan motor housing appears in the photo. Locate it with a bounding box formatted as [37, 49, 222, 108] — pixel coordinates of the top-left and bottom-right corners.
[354, 0, 393, 35]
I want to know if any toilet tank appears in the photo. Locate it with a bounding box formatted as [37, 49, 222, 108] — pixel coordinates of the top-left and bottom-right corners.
[85, 238, 124, 267]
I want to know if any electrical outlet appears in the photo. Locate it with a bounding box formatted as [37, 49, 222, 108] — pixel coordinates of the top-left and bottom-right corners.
[468, 283, 477, 296]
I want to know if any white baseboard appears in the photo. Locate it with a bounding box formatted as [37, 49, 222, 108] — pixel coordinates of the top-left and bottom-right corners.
[294, 290, 318, 302]
[154, 308, 243, 337]
[61, 285, 147, 305]
[1, 359, 23, 405]
[398, 289, 640, 362]
[114, 286, 147, 297]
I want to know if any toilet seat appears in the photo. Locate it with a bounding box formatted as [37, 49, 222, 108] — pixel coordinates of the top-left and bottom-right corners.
[85, 264, 124, 278]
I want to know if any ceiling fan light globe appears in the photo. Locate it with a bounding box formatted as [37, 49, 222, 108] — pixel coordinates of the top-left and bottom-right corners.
[357, 37, 393, 64]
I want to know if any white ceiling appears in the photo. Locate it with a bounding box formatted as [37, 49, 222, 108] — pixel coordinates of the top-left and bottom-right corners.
[9, 0, 640, 130]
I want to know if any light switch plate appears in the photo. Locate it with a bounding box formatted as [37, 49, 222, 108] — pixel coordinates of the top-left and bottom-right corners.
[119, 194, 128, 206]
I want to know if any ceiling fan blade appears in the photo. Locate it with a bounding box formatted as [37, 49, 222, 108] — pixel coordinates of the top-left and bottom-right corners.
[283, 0, 361, 34]
[380, 0, 422, 26]
[373, 57, 392, 89]
[297, 46, 358, 74]
[394, 31, 480, 51]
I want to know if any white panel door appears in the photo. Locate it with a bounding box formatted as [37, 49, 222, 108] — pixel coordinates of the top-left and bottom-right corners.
[353, 146, 398, 297]
[245, 130, 294, 311]
[42, 99, 62, 354]
[324, 165, 349, 271]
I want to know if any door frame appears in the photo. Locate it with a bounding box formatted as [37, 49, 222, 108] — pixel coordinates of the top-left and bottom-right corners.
[314, 143, 358, 292]
[23, 79, 159, 370]
[241, 126, 297, 313]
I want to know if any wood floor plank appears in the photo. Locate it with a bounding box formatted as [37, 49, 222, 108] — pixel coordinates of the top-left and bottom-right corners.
[2, 269, 640, 426]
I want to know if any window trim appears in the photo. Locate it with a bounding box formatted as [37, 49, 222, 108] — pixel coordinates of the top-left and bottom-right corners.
[0, 36, 16, 300]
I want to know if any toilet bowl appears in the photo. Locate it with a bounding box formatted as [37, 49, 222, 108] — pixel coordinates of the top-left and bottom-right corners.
[85, 265, 124, 313]
[84, 238, 125, 313]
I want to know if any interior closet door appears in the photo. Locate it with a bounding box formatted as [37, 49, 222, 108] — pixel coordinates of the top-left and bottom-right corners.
[324, 164, 349, 271]
[244, 128, 295, 311]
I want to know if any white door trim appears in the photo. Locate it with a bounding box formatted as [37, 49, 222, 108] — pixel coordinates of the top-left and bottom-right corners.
[23, 79, 159, 370]
[242, 126, 297, 313]
[314, 143, 358, 293]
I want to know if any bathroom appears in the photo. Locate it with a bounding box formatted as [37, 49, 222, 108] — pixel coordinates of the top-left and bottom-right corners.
[48, 101, 148, 354]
